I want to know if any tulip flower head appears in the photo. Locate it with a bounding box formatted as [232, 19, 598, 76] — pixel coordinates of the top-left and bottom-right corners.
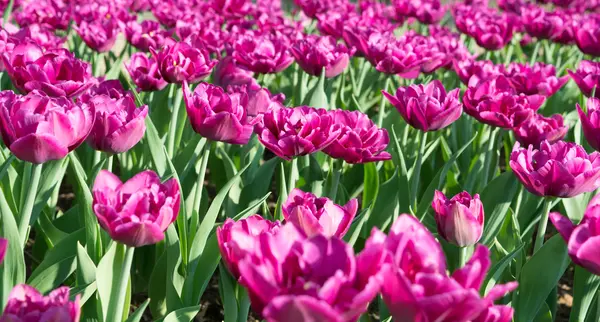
[0, 285, 80, 322]
[151, 38, 217, 84]
[365, 31, 423, 77]
[513, 113, 568, 149]
[12, 24, 66, 51]
[569, 60, 600, 98]
[125, 53, 168, 92]
[575, 15, 600, 57]
[226, 85, 285, 119]
[75, 17, 120, 53]
[213, 56, 258, 89]
[14, 0, 71, 31]
[0, 90, 94, 164]
[392, 0, 446, 25]
[290, 35, 354, 78]
[504, 62, 569, 97]
[577, 98, 600, 152]
[92, 170, 180, 247]
[432, 190, 484, 247]
[453, 59, 504, 85]
[510, 140, 600, 198]
[383, 80, 463, 132]
[231, 32, 294, 74]
[125, 20, 170, 52]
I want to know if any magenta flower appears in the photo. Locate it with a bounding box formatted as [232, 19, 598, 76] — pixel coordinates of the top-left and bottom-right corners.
[227, 85, 285, 119]
[383, 80, 463, 132]
[0, 285, 80, 321]
[504, 62, 569, 97]
[211, 0, 252, 17]
[183, 82, 254, 145]
[463, 76, 544, 128]
[523, 6, 559, 40]
[12, 24, 66, 51]
[14, 0, 70, 31]
[231, 32, 294, 74]
[125, 20, 170, 52]
[291, 35, 354, 78]
[92, 170, 180, 247]
[392, 0, 446, 24]
[513, 113, 568, 149]
[569, 60, 600, 98]
[294, 0, 354, 19]
[323, 109, 392, 163]
[432, 190, 484, 247]
[217, 215, 282, 279]
[75, 18, 120, 53]
[575, 15, 600, 57]
[317, 10, 347, 39]
[458, 8, 514, 51]
[453, 59, 504, 85]
[510, 140, 600, 198]
[79, 80, 128, 103]
[365, 32, 423, 77]
[0, 237, 6, 265]
[282, 188, 358, 238]
[577, 98, 600, 152]
[213, 56, 258, 89]
[254, 106, 342, 161]
[550, 194, 600, 275]
[125, 53, 168, 92]
[151, 39, 216, 84]
[3, 43, 93, 98]
[0, 90, 94, 164]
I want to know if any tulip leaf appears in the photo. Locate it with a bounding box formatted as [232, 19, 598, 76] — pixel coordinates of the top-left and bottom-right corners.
[479, 172, 519, 245]
[302, 69, 329, 109]
[236, 192, 272, 220]
[0, 189, 25, 311]
[362, 162, 379, 210]
[483, 244, 524, 295]
[367, 169, 399, 232]
[219, 263, 238, 322]
[563, 193, 591, 222]
[344, 207, 372, 247]
[514, 234, 570, 322]
[76, 242, 97, 285]
[126, 298, 150, 322]
[31, 158, 68, 226]
[570, 265, 600, 322]
[159, 305, 201, 322]
[144, 117, 168, 178]
[239, 158, 279, 208]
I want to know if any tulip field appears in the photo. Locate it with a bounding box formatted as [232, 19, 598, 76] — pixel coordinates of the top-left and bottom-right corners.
[4, 0, 600, 321]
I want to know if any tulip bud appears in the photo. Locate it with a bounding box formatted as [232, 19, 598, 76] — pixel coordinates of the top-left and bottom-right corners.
[432, 190, 484, 247]
[92, 170, 180, 247]
[569, 60, 600, 99]
[512, 113, 567, 149]
[0, 285, 80, 321]
[125, 53, 168, 92]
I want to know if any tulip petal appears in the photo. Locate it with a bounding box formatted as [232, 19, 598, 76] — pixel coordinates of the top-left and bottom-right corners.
[9, 133, 69, 164]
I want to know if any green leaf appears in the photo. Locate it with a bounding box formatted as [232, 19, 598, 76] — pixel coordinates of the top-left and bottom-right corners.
[219, 263, 238, 322]
[126, 299, 150, 322]
[144, 117, 168, 178]
[161, 305, 201, 322]
[69, 282, 97, 306]
[77, 242, 97, 285]
[362, 162, 379, 210]
[367, 169, 399, 232]
[0, 189, 25, 311]
[563, 194, 591, 222]
[96, 242, 134, 322]
[239, 158, 279, 208]
[302, 69, 329, 109]
[515, 234, 570, 322]
[236, 193, 272, 220]
[483, 244, 524, 295]
[344, 207, 371, 247]
[31, 158, 68, 226]
[479, 172, 519, 245]
[570, 265, 600, 322]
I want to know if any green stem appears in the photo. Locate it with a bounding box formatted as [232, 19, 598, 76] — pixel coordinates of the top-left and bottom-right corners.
[530, 41, 542, 65]
[533, 198, 554, 253]
[378, 77, 391, 127]
[480, 127, 499, 190]
[410, 131, 427, 210]
[108, 244, 135, 322]
[328, 162, 342, 202]
[18, 163, 43, 245]
[288, 157, 298, 194]
[106, 155, 114, 172]
[458, 246, 469, 268]
[93, 150, 102, 168]
[166, 84, 183, 158]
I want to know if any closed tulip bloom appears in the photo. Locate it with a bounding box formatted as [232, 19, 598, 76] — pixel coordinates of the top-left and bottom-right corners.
[92, 170, 180, 247]
[569, 60, 600, 98]
[0, 285, 80, 322]
[291, 35, 354, 78]
[463, 76, 544, 128]
[183, 82, 254, 145]
[0, 90, 94, 164]
[282, 188, 358, 238]
[504, 62, 569, 97]
[75, 18, 120, 53]
[453, 59, 504, 85]
[0, 237, 6, 265]
[151, 39, 217, 84]
[323, 109, 392, 163]
[575, 15, 600, 57]
[432, 190, 484, 247]
[510, 140, 600, 198]
[254, 106, 342, 160]
[125, 53, 168, 92]
[125, 20, 170, 52]
[231, 32, 294, 74]
[513, 113, 568, 149]
[383, 80, 462, 132]
[213, 56, 258, 89]
[217, 215, 282, 279]
[577, 98, 600, 151]
[3, 43, 93, 98]
[550, 194, 600, 275]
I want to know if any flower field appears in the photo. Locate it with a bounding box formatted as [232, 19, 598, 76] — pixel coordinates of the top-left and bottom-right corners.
[1, 0, 600, 321]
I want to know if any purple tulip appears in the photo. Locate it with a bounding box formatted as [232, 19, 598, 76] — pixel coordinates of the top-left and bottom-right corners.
[282, 188, 358, 238]
[513, 113, 568, 149]
[290, 35, 354, 78]
[294, 0, 354, 19]
[365, 32, 423, 77]
[79, 79, 128, 102]
[323, 109, 392, 163]
[92, 170, 180, 247]
[231, 32, 294, 74]
[463, 76, 544, 128]
[0, 238, 6, 265]
[504, 62, 569, 97]
[575, 15, 600, 57]
[211, 0, 252, 17]
[125, 20, 170, 52]
[523, 6, 559, 40]
[577, 98, 600, 152]
[383, 80, 463, 132]
[569, 60, 600, 98]
[125, 53, 168, 92]
[457, 8, 514, 51]
[510, 140, 600, 198]
[317, 10, 347, 39]
[0, 285, 80, 322]
[213, 56, 258, 89]
[12, 24, 66, 51]
[453, 59, 504, 85]
[227, 85, 285, 119]
[3, 43, 93, 98]
[151, 38, 216, 84]
[550, 195, 600, 275]
[254, 105, 342, 161]
[392, 0, 446, 24]
[14, 0, 70, 31]
[0, 90, 94, 164]
[75, 18, 120, 53]
[432, 190, 484, 247]
[183, 81, 254, 145]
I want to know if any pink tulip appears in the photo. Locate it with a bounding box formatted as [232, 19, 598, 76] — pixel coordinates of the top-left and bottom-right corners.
[365, 32, 423, 77]
[125, 20, 170, 52]
[453, 59, 504, 85]
[3, 43, 93, 98]
[211, 0, 252, 17]
[463, 75, 544, 128]
[504, 62, 569, 97]
[291, 35, 354, 78]
[577, 98, 600, 152]
[383, 80, 463, 132]
[575, 15, 600, 57]
[0, 30, 17, 72]
[569, 60, 600, 98]
[226, 85, 285, 119]
[11, 24, 66, 51]
[231, 32, 294, 74]
[432, 190, 484, 247]
[79, 79, 128, 102]
[0, 285, 80, 321]
[0, 90, 94, 164]
[282, 188, 358, 238]
[510, 140, 600, 198]
[183, 81, 254, 145]
[150, 38, 216, 84]
[550, 194, 600, 275]
[125, 53, 168, 92]
[213, 56, 258, 89]
[92, 170, 180, 247]
[0, 238, 6, 265]
[513, 113, 568, 149]
[217, 215, 282, 279]
[254, 105, 342, 161]
[14, 0, 70, 31]
[317, 10, 347, 39]
[294, 0, 354, 19]
[75, 18, 120, 53]
[323, 109, 392, 163]
[456, 7, 514, 51]
[392, 0, 446, 24]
